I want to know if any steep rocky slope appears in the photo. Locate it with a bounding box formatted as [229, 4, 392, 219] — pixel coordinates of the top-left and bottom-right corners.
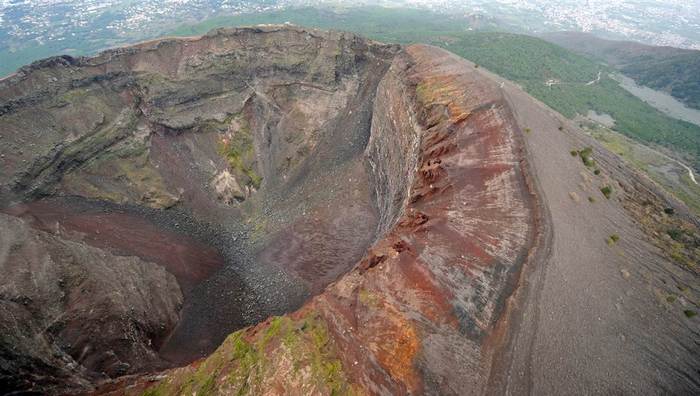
[0, 213, 182, 393]
[0, 26, 698, 395]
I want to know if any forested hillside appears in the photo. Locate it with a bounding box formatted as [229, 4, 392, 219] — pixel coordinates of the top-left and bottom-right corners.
[543, 31, 700, 110]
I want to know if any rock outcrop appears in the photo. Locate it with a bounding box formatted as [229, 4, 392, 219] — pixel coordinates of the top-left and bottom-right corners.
[0, 213, 182, 393]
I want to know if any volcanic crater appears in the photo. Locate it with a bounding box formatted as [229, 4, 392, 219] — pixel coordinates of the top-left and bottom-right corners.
[2, 25, 698, 396]
[0, 26, 404, 389]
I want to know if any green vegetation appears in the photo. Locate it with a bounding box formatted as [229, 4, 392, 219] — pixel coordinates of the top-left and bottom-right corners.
[600, 185, 613, 199]
[622, 53, 700, 110]
[578, 147, 595, 167]
[660, 226, 699, 271]
[588, 196, 596, 203]
[438, 33, 700, 170]
[543, 32, 700, 110]
[141, 388, 161, 396]
[141, 313, 353, 395]
[216, 115, 262, 189]
[589, 126, 700, 215]
[358, 288, 380, 307]
[667, 228, 683, 241]
[608, 234, 620, 245]
[683, 310, 697, 318]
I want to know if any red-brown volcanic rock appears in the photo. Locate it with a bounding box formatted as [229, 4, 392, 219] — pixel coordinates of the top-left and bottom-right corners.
[312, 44, 538, 394]
[5, 199, 224, 292]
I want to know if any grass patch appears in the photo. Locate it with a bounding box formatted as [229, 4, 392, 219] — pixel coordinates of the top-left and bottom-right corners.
[667, 228, 683, 241]
[607, 234, 620, 245]
[588, 196, 596, 203]
[141, 312, 354, 395]
[217, 114, 263, 190]
[358, 288, 380, 307]
[578, 147, 595, 167]
[141, 388, 162, 396]
[600, 185, 613, 199]
[683, 310, 697, 318]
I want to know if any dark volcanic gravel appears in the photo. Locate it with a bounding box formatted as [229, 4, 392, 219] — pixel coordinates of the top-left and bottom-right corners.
[3, 196, 311, 365]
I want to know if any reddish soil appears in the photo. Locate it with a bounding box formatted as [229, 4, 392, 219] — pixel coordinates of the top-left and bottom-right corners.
[3, 199, 224, 293]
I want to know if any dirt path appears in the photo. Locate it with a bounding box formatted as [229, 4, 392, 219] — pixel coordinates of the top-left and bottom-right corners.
[476, 69, 699, 394]
[655, 149, 698, 185]
[586, 70, 602, 86]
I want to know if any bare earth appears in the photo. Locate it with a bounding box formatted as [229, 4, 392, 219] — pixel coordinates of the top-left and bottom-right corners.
[481, 67, 700, 395]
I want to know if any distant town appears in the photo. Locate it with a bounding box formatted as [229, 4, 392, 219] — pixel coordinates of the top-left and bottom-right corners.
[1, 0, 698, 77]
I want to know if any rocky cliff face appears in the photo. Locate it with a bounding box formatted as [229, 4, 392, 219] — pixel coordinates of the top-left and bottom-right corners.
[0, 26, 396, 209]
[0, 213, 182, 393]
